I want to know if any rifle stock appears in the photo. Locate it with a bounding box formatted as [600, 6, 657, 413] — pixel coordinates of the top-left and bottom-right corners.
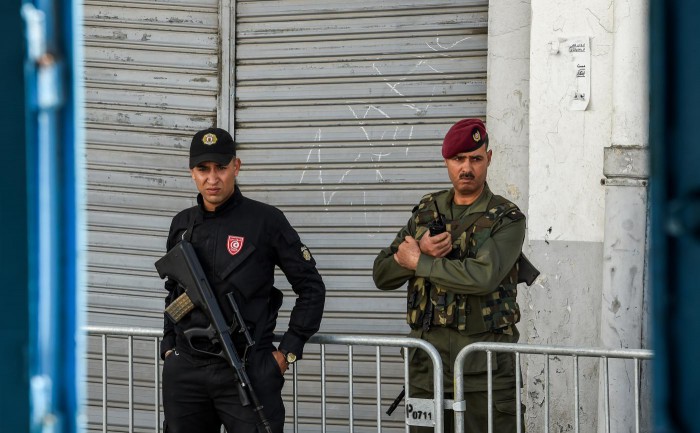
[155, 240, 273, 433]
[517, 253, 540, 286]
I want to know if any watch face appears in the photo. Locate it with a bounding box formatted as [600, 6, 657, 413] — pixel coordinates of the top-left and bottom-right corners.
[286, 352, 297, 364]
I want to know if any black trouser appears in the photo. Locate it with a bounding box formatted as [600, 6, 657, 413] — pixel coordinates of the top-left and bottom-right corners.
[162, 345, 285, 433]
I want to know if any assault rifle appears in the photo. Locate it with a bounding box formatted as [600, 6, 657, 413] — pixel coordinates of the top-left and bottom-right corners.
[155, 240, 273, 433]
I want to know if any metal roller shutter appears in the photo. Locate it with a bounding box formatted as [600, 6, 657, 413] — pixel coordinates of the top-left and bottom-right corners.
[232, 1, 488, 431]
[83, 1, 220, 431]
[84, 0, 220, 326]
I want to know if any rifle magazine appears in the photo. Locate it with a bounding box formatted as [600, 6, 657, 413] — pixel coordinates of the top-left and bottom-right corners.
[166, 292, 195, 323]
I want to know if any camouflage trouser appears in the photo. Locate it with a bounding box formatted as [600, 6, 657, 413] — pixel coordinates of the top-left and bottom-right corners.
[406, 327, 524, 432]
[408, 387, 524, 433]
[406, 327, 521, 392]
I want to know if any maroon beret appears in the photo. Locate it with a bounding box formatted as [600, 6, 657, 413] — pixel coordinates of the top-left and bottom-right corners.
[441, 118, 489, 159]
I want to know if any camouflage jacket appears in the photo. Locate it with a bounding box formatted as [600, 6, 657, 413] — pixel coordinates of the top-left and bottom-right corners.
[372, 183, 526, 336]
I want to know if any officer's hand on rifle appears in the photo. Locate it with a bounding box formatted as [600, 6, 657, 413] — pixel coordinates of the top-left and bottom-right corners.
[419, 231, 452, 258]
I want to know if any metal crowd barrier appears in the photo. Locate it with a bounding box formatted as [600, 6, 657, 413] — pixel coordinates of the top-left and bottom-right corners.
[452, 342, 653, 433]
[84, 326, 446, 433]
[299, 333, 444, 433]
[85, 326, 163, 433]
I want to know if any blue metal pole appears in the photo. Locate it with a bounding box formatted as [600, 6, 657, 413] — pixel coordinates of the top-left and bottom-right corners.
[22, 0, 85, 432]
[0, 1, 30, 431]
[648, 0, 670, 430]
[650, 1, 700, 432]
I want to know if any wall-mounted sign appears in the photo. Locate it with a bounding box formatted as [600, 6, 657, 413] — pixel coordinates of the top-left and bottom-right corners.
[567, 36, 591, 111]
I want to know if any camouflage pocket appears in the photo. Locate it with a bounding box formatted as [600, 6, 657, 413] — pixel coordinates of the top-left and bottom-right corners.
[431, 287, 457, 327]
[456, 295, 468, 331]
[481, 286, 520, 331]
[406, 280, 428, 328]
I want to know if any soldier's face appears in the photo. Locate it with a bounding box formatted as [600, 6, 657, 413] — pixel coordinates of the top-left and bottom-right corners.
[190, 158, 240, 211]
[444, 146, 491, 203]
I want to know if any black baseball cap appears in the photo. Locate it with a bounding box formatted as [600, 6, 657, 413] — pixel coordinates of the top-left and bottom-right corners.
[189, 127, 236, 169]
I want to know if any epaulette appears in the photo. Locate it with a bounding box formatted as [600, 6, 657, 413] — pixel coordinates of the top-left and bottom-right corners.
[477, 195, 525, 227]
[412, 189, 449, 213]
[505, 208, 525, 221]
[489, 195, 525, 222]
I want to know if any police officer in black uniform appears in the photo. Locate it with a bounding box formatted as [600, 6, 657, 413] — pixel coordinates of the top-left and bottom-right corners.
[160, 127, 326, 433]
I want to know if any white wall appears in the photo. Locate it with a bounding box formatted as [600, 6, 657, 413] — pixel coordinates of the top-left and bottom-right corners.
[488, 0, 650, 431]
[528, 0, 613, 244]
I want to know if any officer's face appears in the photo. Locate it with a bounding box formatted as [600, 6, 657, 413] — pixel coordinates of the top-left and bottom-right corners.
[444, 146, 491, 204]
[190, 158, 241, 211]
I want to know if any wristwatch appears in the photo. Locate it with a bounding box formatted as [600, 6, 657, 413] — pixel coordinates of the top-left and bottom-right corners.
[281, 349, 297, 365]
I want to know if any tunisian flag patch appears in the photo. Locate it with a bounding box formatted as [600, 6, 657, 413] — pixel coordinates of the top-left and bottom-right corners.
[227, 236, 244, 256]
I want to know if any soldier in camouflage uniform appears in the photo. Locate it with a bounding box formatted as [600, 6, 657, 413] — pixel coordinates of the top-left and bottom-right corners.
[373, 118, 527, 432]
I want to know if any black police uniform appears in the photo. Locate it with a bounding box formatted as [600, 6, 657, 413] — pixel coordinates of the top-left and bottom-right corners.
[161, 186, 326, 433]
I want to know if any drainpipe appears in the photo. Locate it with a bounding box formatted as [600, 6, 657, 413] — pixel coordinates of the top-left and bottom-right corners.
[599, 0, 650, 432]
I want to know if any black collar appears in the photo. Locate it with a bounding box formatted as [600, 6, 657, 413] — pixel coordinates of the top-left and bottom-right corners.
[195, 185, 243, 217]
